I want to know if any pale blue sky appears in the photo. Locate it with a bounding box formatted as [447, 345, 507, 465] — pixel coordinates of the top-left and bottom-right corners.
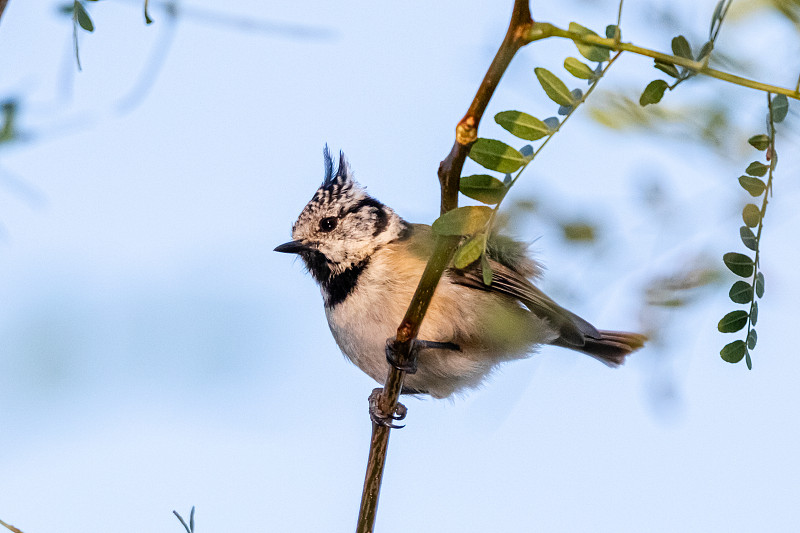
[1, 1, 799, 531]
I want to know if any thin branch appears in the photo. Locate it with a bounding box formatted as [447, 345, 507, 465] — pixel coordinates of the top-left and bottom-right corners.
[0, 0, 9, 26]
[355, 1, 533, 532]
[527, 22, 800, 100]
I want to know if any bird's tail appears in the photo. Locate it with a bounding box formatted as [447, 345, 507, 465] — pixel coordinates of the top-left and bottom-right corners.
[555, 330, 647, 367]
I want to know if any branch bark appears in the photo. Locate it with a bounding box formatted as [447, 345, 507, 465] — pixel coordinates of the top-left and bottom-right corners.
[0, 0, 10, 26]
[354, 2, 533, 532]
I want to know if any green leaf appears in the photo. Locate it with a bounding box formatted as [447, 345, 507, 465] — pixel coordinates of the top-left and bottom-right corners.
[543, 117, 560, 131]
[74, 1, 94, 32]
[723, 252, 754, 277]
[747, 329, 757, 350]
[58, 3, 75, 15]
[718, 310, 748, 333]
[569, 22, 610, 62]
[562, 222, 596, 242]
[739, 226, 757, 251]
[605, 24, 621, 40]
[459, 174, 506, 205]
[671, 35, 692, 59]
[720, 340, 746, 363]
[771, 94, 789, 123]
[535, 68, 575, 106]
[639, 80, 669, 106]
[696, 40, 713, 61]
[748, 134, 769, 150]
[729, 280, 754, 304]
[742, 204, 760, 228]
[739, 176, 766, 197]
[495, 110, 550, 141]
[750, 301, 758, 325]
[468, 138, 525, 173]
[454, 234, 487, 269]
[745, 161, 768, 177]
[481, 252, 493, 286]
[710, 0, 725, 36]
[755, 272, 765, 298]
[563, 57, 595, 80]
[432, 206, 493, 236]
[654, 60, 680, 78]
[745, 351, 752, 369]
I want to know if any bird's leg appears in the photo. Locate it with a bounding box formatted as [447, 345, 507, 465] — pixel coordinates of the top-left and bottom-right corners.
[368, 388, 408, 429]
[384, 338, 461, 374]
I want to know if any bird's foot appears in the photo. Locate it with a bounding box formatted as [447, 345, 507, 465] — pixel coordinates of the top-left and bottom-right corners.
[385, 338, 461, 374]
[368, 388, 407, 429]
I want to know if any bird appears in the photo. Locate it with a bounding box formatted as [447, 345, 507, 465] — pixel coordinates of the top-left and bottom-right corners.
[275, 148, 645, 421]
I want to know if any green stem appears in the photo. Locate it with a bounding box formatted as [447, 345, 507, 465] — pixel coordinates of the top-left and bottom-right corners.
[526, 22, 800, 100]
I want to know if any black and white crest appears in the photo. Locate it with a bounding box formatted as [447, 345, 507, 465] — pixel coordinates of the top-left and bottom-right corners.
[321, 145, 353, 193]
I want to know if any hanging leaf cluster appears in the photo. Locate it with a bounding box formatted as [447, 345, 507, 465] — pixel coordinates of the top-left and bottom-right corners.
[639, 0, 731, 107]
[717, 94, 787, 369]
[432, 22, 614, 283]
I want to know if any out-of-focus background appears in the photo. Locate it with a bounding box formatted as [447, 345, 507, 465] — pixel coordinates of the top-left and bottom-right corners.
[1, 1, 799, 531]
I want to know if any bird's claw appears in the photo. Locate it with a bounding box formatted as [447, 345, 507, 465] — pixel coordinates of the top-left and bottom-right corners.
[385, 338, 418, 374]
[368, 388, 407, 429]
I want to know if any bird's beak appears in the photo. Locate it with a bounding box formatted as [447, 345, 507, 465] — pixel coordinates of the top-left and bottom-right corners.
[274, 240, 311, 254]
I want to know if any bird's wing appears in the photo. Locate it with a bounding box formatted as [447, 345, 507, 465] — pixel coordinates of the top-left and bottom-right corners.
[449, 258, 600, 347]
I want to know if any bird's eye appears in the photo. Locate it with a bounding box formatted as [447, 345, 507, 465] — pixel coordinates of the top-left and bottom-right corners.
[319, 217, 338, 232]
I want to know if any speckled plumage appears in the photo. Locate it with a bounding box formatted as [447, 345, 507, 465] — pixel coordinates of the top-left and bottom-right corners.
[275, 149, 645, 398]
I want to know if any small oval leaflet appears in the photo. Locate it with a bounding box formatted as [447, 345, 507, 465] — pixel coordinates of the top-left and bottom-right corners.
[495, 110, 550, 141]
[454, 234, 487, 269]
[640, 80, 668, 106]
[718, 310, 748, 333]
[535, 68, 575, 107]
[742, 204, 760, 228]
[654, 60, 680, 79]
[671, 35, 693, 59]
[729, 280, 753, 304]
[543, 117, 560, 132]
[771, 94, 789, 123]
[605, 24, 620, 40]
[747, 329, 758, 350]
[739, 226, 757, 251]
[751, 301, 758, 325]
[74, 1, 95, 32]
[720, 340, 747, 363]
[468, 138, 525, 173]
[748, 134, 770, 150]
[432, 206, 493, 237]
[745, 161, 768, 177]
[568, 22, 610, 62]
[755, 272, 765, 298]
[723, 252, 754, 277]
[738, 176, 766, 196]
[481, 252, 493, 286]
[459, 174, 506, 205]
[564, 57, 595, 80]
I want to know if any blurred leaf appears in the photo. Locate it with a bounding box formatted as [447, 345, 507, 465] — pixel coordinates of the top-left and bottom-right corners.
[468, 138, 525, 173]
[481, 252, 493, 286]
[671, 35, 693, 59]
[564, 57, 595, 80]
[639, 80, 669, 106]
[432, 206, 493, 236]
[569, 22, 610, 62]
[755, 272, 765, 298]
[739, 176, 766, 196]
[654, 60, 680, 78]
[745, 161, 768, 177]
[718, 310, 748, 333]
[710, 0, 725, 35]
[729, 280, 753, 304]
[460, 174, 506, 204]
[696, 40, 713, 61]
[748, 134, 770, 150]
[561, 222, 596, 242]
[57, 3, 75, 15]
[720, 340, 746, 363]
[723, 252, 754, 277]
[771, 94, 789, 123]
[750, 301, 758, 325]
[742, 204, 760, 227]
[746, 351, 752, 369]
[535, 68, 575, 106]
[543, 117, 560, 131]
[605, 24, 620, 40]
[454, 234, 487, 269]
[747, 329, 757, 349]
[739, 226, 757, 251]
[74, 1, 94, 32]
[495, 110, 550, 140]
[519, 144, 534, 161]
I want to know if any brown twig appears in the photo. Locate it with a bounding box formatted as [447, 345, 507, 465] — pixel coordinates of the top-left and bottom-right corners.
[354, 2, 533, 532]
[0, 0, 10, 26]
